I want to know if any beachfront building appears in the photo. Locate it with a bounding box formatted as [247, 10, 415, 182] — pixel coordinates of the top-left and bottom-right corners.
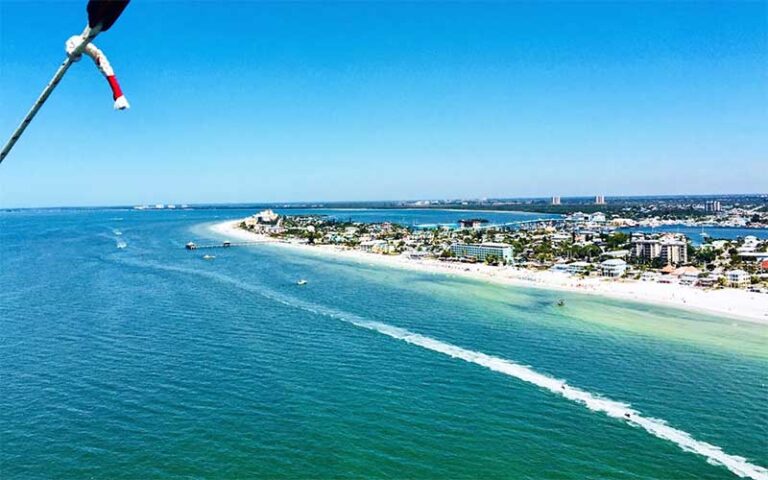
[595, 195, 606, 205]
[674, 266, 701, 286]
[450, 243, 514, 264]
[600, 259, 627, 277]
[660, 238, 687, 265]
[550, 263, 570, 274]
[630, 233, 688, 266]
[567, 261, 591, 275]
[641, 271, 661, 282]
[697, 274, 721, 288]
[551, 196, 561, 205]
[725, 269, 750, 288]
[243, 209, 284, 233]
[360, 239, 390, 254]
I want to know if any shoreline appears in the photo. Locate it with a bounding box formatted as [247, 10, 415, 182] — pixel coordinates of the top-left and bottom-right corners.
[208, 219, 768, 325]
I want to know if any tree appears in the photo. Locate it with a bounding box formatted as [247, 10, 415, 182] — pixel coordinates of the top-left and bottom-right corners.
[694, 248, 717, 264]
[604, 232, 629, 250]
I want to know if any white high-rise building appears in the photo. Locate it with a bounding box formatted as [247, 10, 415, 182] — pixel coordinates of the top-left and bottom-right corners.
[705, 200, 721, 213]
[595, 195, 606, 205]
[551, 196, 561, 205]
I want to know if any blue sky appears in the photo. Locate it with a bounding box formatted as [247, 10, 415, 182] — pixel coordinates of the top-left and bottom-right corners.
[1, 1, 766, 207]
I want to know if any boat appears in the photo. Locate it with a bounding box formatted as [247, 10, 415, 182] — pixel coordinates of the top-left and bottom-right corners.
[203, 254, 215, 260]
[297, 279, 307, 286]
[556, 299, 565, 307]
[185, 242, 197, 250]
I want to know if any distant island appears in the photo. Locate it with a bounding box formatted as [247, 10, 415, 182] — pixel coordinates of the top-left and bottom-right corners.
[133, 193, 768, 227]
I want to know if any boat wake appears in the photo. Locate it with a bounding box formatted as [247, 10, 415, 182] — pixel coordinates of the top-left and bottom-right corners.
[113, 257, 768, 480]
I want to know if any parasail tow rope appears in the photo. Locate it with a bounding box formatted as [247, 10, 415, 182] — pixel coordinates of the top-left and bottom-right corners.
[66, 34, 130, 110]
[1, 0, 131, 165]
[0, 25, 103, 164]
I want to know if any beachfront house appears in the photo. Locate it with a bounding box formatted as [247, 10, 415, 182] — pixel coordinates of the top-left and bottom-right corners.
[674, 266, 701, 286]
[697, 274, 720, 288]
[725, 269, 750, 288]
[641, 271, 661, 282]
[600, 259, 627, 277]
[360, 240, 389, 254]
[567, 261, 591, 275]
[550, 263, 571, 274]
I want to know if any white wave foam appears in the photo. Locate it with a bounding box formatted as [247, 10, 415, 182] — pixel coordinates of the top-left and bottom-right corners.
[117, 258, 768, 480]
[346, 319, 768, 480]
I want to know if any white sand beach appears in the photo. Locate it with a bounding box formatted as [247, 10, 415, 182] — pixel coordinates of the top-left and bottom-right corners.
[209, 220, 768, 325]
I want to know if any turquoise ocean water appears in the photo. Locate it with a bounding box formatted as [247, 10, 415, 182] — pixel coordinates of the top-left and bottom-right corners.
[1, 208, 766, 479]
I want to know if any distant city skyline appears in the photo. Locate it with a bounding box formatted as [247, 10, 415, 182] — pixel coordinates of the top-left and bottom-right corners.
[1, 1, 766, 208]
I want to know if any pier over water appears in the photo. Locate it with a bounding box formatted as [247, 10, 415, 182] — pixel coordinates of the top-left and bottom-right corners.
[185, 241, 263, 250]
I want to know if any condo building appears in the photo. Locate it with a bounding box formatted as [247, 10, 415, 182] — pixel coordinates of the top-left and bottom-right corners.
[705, 200, 722, 213]
[450, 243, 514, 264]
[630, 233, 688, 265]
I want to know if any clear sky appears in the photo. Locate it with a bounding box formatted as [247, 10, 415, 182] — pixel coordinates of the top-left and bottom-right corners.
[1, 1, 766, 207]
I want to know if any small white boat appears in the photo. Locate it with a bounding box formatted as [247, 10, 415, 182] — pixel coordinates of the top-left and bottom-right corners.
[203, 254, 215, 260]
[297, 279, 308, 286]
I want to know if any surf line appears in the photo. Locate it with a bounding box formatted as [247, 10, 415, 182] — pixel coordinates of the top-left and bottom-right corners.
[116, 257, 768, 480]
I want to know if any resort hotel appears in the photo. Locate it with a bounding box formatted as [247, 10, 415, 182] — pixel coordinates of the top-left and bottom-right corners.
[450, 243, 515, 264]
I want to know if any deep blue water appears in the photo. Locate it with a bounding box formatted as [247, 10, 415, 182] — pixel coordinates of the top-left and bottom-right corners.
[1, 208, 766, 479]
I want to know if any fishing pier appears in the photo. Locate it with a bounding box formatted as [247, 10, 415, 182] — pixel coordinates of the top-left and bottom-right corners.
[185, 241, 264, 250]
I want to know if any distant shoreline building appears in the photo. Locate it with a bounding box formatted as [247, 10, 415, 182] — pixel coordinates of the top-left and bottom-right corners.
[705, 200, 721, 213]
[594, 195, 606, 205]
[551, 196, 561, 205]
[458, 218, 488, 230]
